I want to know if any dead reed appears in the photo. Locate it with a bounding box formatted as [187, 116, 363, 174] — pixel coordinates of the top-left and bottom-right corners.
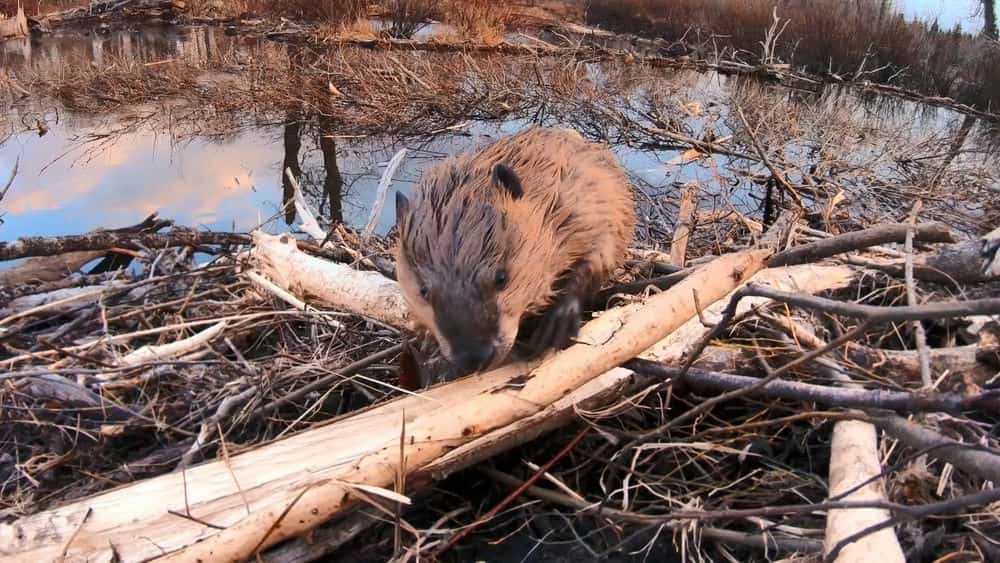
[443, 0, 513, 44]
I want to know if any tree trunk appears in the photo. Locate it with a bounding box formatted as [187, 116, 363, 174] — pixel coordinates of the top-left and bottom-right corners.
[281, 113, 304, 226]
[984, 0, 998, 40]
[318, 115, 344, 225]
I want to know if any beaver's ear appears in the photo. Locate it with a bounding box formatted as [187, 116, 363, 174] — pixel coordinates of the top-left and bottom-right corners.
[491, 163, 523, 199]
[395, 191, 410, 223]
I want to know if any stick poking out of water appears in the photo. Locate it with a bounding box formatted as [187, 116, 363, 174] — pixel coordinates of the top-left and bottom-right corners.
[363, 148, 408, 243]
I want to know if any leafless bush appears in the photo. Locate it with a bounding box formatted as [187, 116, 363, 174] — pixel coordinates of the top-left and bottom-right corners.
[382, 0, 440, 39]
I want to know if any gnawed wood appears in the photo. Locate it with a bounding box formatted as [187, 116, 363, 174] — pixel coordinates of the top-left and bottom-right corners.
[643, 264, 858, 364]
[117, 321, 228, 369]
[423, 264, 859, 482]
[669, 182, 699, 267]
[1, 249, 771, 562]
[824, 421, 906, 563]
[0, 367, 520, 562]
[249, 231, 410, 329]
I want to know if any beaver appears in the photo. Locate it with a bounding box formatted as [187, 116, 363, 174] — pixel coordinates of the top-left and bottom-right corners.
[394, 127, 636, 380]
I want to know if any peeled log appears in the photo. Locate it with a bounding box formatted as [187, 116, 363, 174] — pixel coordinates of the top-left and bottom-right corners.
[643, 263, 858, 364]
[117, 321, 227, 369]
[249, 231, 410, 329]
[422, 263, 859, 480]
[824, 421, 905, 562]
[0, 366, 525, 562]
[149, 248, 769, 562]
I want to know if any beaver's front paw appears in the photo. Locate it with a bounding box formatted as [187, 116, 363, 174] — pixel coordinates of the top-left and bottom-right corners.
[527, 293, 583, 355]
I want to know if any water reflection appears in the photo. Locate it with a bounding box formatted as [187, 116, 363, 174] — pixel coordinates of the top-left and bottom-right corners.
[0, 25, 253, 69]
[1, 24, 997, 249]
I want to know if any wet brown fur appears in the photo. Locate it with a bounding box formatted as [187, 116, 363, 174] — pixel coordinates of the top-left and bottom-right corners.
[395, 127, 636, 371]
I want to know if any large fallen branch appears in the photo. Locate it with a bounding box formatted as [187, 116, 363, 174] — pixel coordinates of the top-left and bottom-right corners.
[623, 361, 999, 414]
[767, 222, 955, 268]
[849, 234, 1000, 284]
[0, 228, 249, 262]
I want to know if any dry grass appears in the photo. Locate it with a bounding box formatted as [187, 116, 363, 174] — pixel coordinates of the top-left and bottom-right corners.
[0, 0, 85, 16]
[188, 0, 369, 24]
[585, 0, 1000, 112]
[442, 0, 512, 44]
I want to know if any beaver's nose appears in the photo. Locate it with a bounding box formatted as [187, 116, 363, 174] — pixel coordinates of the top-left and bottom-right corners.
[453, 342, 495, 373]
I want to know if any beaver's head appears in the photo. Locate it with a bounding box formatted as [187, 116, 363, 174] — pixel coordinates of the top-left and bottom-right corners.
[395, 162, 556, 374]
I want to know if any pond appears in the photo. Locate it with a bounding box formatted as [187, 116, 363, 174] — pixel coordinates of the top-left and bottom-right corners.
[1, 24, 997, 256]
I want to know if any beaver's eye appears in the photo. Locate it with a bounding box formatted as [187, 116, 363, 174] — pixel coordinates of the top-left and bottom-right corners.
[494, 270, 509, 290]
[419, 283, 429, 299]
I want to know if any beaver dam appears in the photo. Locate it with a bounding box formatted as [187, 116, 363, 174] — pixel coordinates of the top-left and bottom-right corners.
[1, 1, 1000, 562]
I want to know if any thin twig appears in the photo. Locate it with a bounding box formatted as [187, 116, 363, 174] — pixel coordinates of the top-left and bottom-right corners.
[904, 202, 933, 386]
[432, 427, 589, 559]
[736, 105, 804, 208]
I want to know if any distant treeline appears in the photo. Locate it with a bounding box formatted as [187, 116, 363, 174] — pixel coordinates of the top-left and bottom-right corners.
[584, 0, 1000, 111]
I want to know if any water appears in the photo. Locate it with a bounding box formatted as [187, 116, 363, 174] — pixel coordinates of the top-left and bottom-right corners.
[0, 25, 996, 257]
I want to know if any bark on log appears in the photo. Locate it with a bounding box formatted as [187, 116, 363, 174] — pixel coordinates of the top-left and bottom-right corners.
[869, 415, 1000, 484]
[0, 282, 127, 321]
[628, 363, 998, 413]
[0, 251, 106, 287]
[767, 222, 954, 268]
[850, 236, 1000, 284]
[0, 229, 249, 262]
